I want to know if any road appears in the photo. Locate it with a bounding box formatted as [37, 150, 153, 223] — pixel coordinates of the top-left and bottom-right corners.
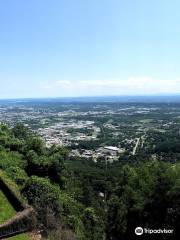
[132, 137, 140, 155]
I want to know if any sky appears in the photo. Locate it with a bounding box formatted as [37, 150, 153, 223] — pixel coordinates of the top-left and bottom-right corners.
[0, 0, 180, 98]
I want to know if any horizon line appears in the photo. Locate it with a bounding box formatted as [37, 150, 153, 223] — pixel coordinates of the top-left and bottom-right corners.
[1, 94, 180, 101]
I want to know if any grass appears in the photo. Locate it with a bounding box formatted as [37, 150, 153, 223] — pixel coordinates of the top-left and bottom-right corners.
[0, 190, 30, 240]
[0, 170, 30, 239]
[0, 170, 25, 205]
[8, 233, 30, 240]
[0, 190, 16, 224]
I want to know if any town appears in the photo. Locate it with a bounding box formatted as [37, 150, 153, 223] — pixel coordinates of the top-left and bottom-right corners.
[0, 99, 180, 163]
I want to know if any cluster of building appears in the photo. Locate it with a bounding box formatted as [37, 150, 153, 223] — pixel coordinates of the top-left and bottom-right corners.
[70, 146, 125, 163]
[37, 120, 101, 148]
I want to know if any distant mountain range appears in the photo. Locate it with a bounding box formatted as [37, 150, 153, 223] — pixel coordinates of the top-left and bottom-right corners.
[1, 95, 180, 104]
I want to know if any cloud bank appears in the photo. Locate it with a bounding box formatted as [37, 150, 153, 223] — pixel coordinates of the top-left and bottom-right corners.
[41, 77, 180, 97]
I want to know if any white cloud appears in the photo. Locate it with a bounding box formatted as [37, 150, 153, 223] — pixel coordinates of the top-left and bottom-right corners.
[56, 80, 71, 86]
[41, 77, 180, 97]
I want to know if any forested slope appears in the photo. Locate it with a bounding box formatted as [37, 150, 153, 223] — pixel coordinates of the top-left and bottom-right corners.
[0, 123, 179, 239]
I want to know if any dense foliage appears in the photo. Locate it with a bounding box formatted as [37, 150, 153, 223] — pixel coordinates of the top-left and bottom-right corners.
[0, 123, 179, 239]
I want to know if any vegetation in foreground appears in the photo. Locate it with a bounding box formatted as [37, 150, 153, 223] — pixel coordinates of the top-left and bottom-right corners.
[0, 123, 179, 239]
[0, 190, 16, 224]
[8, 233, 30, 240]
[0, 190, 29, 240]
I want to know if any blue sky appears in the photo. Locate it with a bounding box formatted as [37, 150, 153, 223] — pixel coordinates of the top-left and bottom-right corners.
[0, 0, 180, 98]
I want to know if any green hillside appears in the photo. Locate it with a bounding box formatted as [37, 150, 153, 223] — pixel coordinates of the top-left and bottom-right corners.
[0, 123, 180, 239]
